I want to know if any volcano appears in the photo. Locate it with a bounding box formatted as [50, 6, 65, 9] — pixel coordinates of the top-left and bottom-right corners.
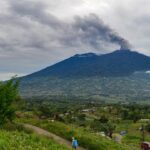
[20, 49, 150, 101]
[25, 49, 150, 78]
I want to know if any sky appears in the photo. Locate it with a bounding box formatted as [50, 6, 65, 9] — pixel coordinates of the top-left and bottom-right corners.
[0, 0, 150, 80]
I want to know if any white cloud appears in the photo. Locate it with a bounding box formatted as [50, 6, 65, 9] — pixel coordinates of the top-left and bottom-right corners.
[146, 71, 150, 74]
[0, 72, 25, 81]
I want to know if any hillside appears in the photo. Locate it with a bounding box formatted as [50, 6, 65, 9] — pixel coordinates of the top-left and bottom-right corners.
[20, 119, 135, 150]
[25, 49, 150, 78]
[20, 49, 150, 101]
[0, 129, 71, 150]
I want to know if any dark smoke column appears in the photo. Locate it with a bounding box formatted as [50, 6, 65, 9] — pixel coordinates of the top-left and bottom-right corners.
[109, 30, 131, 50]
[119, 39, 131, 50]
[73, 14, 131, 51]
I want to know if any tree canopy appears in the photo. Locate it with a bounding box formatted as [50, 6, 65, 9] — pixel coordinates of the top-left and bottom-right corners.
[0, 78, 19, 126]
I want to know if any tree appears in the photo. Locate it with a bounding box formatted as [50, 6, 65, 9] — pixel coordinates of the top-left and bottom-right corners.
[0, 78, 19, 126]
[99, 115, 108, 123]
[90, 120, 116, 138]
[105, 122, 116, 138]
[90, 119, 104, 132]
[145, 123, 150, 133]
[128, 112, 141, 123]
[77, 114, 86, 121]
[38, 105, 56, 118]
[121, 109, 129, 120]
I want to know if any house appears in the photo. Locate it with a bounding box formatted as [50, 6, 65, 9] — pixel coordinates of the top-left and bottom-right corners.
[81, 108, 96, 113]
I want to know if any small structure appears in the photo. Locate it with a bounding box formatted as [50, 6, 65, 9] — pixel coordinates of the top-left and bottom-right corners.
[140, 119, 150, 123]
[100, 132, 105, 137]
[81, 108, 96, 113]
[120, 131, 127, 135]
[40, 115, 47, 119]
[96, 132, 106, 137]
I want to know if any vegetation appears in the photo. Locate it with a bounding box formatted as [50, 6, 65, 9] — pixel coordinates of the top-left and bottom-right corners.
[0, 78, 70, 150]
[91, 120, 116, 138]
[19, 118, 133, 150]
[0, 77, 150, 150]
[0, 129, 70, 150]
[17, 100, 150, 149]
[0, 78, 20, 126]
[20, 72, 150, 103]
[146, 123, 150, 133]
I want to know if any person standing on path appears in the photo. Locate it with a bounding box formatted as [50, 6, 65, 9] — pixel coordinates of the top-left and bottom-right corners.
[72, 137, 78, 150]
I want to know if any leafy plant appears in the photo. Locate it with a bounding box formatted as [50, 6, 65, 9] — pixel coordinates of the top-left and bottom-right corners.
[0, 78, 20, 126]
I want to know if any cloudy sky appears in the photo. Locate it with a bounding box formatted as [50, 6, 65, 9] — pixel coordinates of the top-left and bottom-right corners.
[0, 0, 150, 80]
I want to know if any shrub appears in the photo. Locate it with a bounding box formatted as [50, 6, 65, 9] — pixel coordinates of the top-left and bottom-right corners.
[0, 78, 20, 126]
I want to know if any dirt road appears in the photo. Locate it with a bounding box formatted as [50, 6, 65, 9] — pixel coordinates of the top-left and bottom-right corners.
[24, 124, 86, 150]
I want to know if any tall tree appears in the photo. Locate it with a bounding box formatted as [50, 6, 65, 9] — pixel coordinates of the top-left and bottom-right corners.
[0, 78, 19, 126]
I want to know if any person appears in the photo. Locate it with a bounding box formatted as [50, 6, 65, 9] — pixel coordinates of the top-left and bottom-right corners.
[72, 137, 78, 150]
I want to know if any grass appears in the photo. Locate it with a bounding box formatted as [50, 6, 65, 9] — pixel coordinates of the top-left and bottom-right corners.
[0, 129, 71, 150]
[18, 118, 138, 150]
[115, 120, 150, 149]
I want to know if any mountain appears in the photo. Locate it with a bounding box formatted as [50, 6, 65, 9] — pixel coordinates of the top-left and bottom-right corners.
[25, 49, 150, 78]
[20, 49, 150, 102]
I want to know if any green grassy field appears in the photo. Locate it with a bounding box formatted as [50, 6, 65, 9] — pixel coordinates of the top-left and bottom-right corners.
[19, 118, 138, 150]
[116, 121, 150, 148]
[0, 129, 71, 150]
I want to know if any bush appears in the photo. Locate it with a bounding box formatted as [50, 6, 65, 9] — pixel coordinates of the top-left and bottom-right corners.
[0, 139, 8, 150]
[145, 123, 150, 133]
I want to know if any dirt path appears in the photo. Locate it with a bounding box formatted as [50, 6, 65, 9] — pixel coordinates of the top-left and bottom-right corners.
[24, 124, 86, 150]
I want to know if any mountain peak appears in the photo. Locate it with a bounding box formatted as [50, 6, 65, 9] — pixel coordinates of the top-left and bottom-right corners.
[74, 49, 134, 58]
[25, 49, 150, 78]
[119, 48, 131, 51]
[114, 49, 132, 53]
[110, 49, 141, 56]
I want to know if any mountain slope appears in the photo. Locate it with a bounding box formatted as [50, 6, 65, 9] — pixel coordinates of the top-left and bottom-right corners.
[25, 49, 150, 78]
[20, 49, 150, 101]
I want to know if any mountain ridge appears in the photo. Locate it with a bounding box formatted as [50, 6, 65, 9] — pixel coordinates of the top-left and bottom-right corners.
[19, 49, 150, 101]
[25, 49, 150, 78]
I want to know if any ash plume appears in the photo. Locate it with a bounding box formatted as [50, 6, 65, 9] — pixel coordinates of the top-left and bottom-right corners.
[72, 14, 131, 50]
[6, 0, 131, 53]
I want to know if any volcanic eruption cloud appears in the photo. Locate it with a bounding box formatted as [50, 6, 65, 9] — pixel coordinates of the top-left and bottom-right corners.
[51, 14, 131, 50]
[72, 14, 131, 50]
[9, 0, 131, 51]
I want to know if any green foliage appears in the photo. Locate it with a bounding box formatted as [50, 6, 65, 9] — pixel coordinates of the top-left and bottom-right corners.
[17, 100, 150, 149]
[20, 72, 150, 102]
[0, 130, 70, 150]
[145, 123, 150, 133]
[20, 119, 133, 150]
[99, 115, 108, 123]
[91, 120, 116, 138]
[128, 112, 141, 123]
[121, 110, 129, 120]
[77, 114, 86, 121]
[0, 78, 19, 126]
[90, 119, 104, 132]
[0, 139, 8, 150]
[38, 104, 57, 118]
